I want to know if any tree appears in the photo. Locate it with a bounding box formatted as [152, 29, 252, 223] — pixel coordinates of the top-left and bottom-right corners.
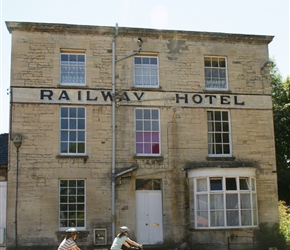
[271, 64, 290, 203]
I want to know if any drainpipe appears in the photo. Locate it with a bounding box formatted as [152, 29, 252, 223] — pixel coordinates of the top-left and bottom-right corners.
[111, 23, 118, 242]
[114, 166, 139, 179]
[111, 24, 142, 241]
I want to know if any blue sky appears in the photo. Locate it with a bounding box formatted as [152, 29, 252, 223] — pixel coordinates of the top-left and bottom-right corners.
[0, 0, 289, 133]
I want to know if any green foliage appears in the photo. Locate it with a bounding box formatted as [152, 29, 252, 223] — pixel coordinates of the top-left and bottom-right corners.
[271, 63, 290, 202]
[279, 200, 290, 244]
[255, 222, 288, 249]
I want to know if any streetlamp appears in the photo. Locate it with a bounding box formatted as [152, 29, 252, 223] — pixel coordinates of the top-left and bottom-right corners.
[111, 23, 143, 240]
[13, 134, 22, 248]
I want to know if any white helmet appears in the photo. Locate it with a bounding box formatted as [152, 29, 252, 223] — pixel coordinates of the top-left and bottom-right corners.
[120, 226, 129, 233]
[66, 228, 78, 234]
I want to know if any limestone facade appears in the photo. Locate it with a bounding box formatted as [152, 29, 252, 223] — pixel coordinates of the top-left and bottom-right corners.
[5, 21, 277, 249]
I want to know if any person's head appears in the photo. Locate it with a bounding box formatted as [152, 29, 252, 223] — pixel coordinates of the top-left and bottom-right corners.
[118, 226, 129, 237]
[66, 228, 79, 240]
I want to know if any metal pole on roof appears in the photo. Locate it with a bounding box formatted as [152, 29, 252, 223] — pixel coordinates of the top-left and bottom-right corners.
[111, 22, 118, 242]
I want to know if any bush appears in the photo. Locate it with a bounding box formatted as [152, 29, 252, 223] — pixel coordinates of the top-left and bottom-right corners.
[279, 200, 290, 244]
[255, 222, 288, 249]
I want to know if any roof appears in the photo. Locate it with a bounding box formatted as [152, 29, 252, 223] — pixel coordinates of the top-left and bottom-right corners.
[5, 21, 274, 45]
[0, 133, 9, 166]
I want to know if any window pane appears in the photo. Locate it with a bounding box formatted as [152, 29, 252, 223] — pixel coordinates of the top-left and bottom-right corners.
[241, 210, 252, 226]
[152, 144, 159, 154]
[144, 143, 151, 154]
[210, 179, 222, 190]
[226, 178, 237, 190]
[144, 121, 151, 130]
[136, 132, 143, 142]
[219, 58, 226, 67]
[136, 121, 143, 130]
[61, 107, 68, 117]
[136, 143, 143, 153]
[205, 68, 211, 77]
[240, 194, 251, 209]
[240, 178, 250, 190]
[152, 132, 159, 142]
[144, 132, 151, 142]
[227, 211, 239, 226]
[226, 194, 238, 209]
[144, 110, 151, 119]
[212, 58, 219, 67]
[197, 211, 208, 227]
[61, 143, 68, 153]
[78, 143, 85, 153]
[210, 211, 224, 226]
[135, 57, 141, 64]
[149, 57, 156, 64]
[61, 131, 68, 141]
[204, 57, 211, 67]
[78, 119, 85, 129]
[251, 178, 256, 191]
[152, 109, 159, 119]
[197, 194, 208, 210]
[210, 194, 224, 209]
[143, 57, 149, 64]
[152, 121, 159, 131]
[197, 179, 207, 192]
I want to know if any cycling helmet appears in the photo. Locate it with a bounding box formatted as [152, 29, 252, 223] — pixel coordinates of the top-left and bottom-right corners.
[66, 228, 79, 234]
[120, 226, 129, 233]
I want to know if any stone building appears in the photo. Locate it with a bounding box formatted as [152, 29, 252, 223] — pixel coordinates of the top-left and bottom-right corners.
[5, 21, 278, 249]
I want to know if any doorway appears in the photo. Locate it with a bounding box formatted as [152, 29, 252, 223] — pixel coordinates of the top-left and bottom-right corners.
[136, 179, 163, 245]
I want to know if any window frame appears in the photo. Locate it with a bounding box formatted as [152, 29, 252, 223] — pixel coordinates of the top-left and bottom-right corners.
[60, 49, 86, 86]
[134, 55, 159, 88]
[58, 179, 86, 231]
[204, 56, 228, 90]
[59, 106, 86, 156]
[207, 110, 232, 157]
[189, 168, 258, 229]
[134, 108, 161, 156]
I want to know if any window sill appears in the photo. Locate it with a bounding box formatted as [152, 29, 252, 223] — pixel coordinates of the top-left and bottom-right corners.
[206, 156, 236, 161]
[188, 226, 258, 231]
[56, 155, 89, 163]
[57, 85, 88, 89]
[133, 155, 164, 161]
[131, 87, 164, 91]
[203, 89, 232, 93]
[55, 230, 90, 241]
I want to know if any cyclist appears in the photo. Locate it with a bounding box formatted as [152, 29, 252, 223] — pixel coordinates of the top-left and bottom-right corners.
[57, 228, 81, 250]
[111, 226, 142, 250]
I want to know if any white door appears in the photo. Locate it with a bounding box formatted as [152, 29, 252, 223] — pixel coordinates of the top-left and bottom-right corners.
[136, 190, 163, 244]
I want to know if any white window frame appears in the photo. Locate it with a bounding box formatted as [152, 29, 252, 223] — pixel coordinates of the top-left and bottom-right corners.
[60, 106, 86, 155]
[134, 55, 159, 88]
[204, 56, 228, 90]
[188, 168, 258, 229]
[135, 108, 161, 156]
[207, 110, 232, 157]
[59, 179, 86, 230]
[60, 49, 86, 86]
